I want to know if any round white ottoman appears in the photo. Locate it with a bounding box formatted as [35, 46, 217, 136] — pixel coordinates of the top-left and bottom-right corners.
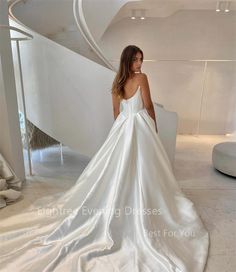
[212, 142, 236, 177]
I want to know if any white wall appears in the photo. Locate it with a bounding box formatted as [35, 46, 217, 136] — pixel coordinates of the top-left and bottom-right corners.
[10, 19, 116, 158]
[100, 10, 236, 134]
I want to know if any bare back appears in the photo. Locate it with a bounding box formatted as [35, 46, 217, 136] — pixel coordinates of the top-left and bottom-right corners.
[123, 73, 142, 100]
[112, 72, 156, 131]
[124, 73, 153, 110]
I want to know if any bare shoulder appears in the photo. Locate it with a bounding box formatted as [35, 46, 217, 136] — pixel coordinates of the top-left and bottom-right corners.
[136, 72, 147, 79]
[137, 73, 153, 109]
[137, 73, 149, 90]
[140, 72, 147, 77]
[136, 72, 148, 85]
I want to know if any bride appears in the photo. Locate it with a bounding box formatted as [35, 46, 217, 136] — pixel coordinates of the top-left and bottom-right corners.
[0, 45, 209, 272]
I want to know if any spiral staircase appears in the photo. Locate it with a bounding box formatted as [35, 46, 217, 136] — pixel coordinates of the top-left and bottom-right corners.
[1, 0, 178, 184]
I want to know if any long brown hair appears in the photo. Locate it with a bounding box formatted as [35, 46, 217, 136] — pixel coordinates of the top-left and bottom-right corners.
[111, 45, 143, 100]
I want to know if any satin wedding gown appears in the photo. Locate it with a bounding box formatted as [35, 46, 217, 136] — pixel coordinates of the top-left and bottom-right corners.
[0, 85, 209, 272]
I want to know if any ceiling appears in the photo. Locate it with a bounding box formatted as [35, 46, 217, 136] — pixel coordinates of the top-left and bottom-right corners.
[112, 0, 236, 24]
[8, 0, 236, 37]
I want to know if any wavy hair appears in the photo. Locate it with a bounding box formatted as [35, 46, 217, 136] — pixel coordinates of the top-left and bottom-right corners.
[111, 45, 143, 100]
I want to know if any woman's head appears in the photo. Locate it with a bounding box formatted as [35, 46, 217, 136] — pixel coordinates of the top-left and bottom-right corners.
[120, 45, 143, 75]
[111, 45, 143, 99]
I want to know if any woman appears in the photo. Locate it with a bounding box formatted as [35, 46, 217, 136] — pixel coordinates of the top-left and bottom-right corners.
[0, 45, 209, 272]
[111, 46, 158, 133]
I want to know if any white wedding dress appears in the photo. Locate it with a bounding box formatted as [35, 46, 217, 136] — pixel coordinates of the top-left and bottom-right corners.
[0, 85, 209, 272]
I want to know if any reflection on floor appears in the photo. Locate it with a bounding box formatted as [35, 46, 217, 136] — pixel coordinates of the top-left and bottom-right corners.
[1, 135, 236, 272]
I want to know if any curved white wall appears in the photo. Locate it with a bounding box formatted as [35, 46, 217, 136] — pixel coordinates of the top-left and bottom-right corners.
[10, 0, 139, 68]
[10, 19, 115, 157]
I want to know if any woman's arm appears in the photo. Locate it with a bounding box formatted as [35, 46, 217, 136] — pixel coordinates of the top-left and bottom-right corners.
[139, 73, 158, 133]
[112, 91, 120, 120]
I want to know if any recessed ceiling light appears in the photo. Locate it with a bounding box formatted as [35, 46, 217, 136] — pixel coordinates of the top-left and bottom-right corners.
[216, 1, 231, 13]
[224, 1, 230, 12]
[131, 9, 136, 19]
[140, 9, 146, 20]
[130, 8, 147, 20]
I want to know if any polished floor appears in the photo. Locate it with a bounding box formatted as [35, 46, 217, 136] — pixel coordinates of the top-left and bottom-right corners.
[1, 135, 236, 272]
